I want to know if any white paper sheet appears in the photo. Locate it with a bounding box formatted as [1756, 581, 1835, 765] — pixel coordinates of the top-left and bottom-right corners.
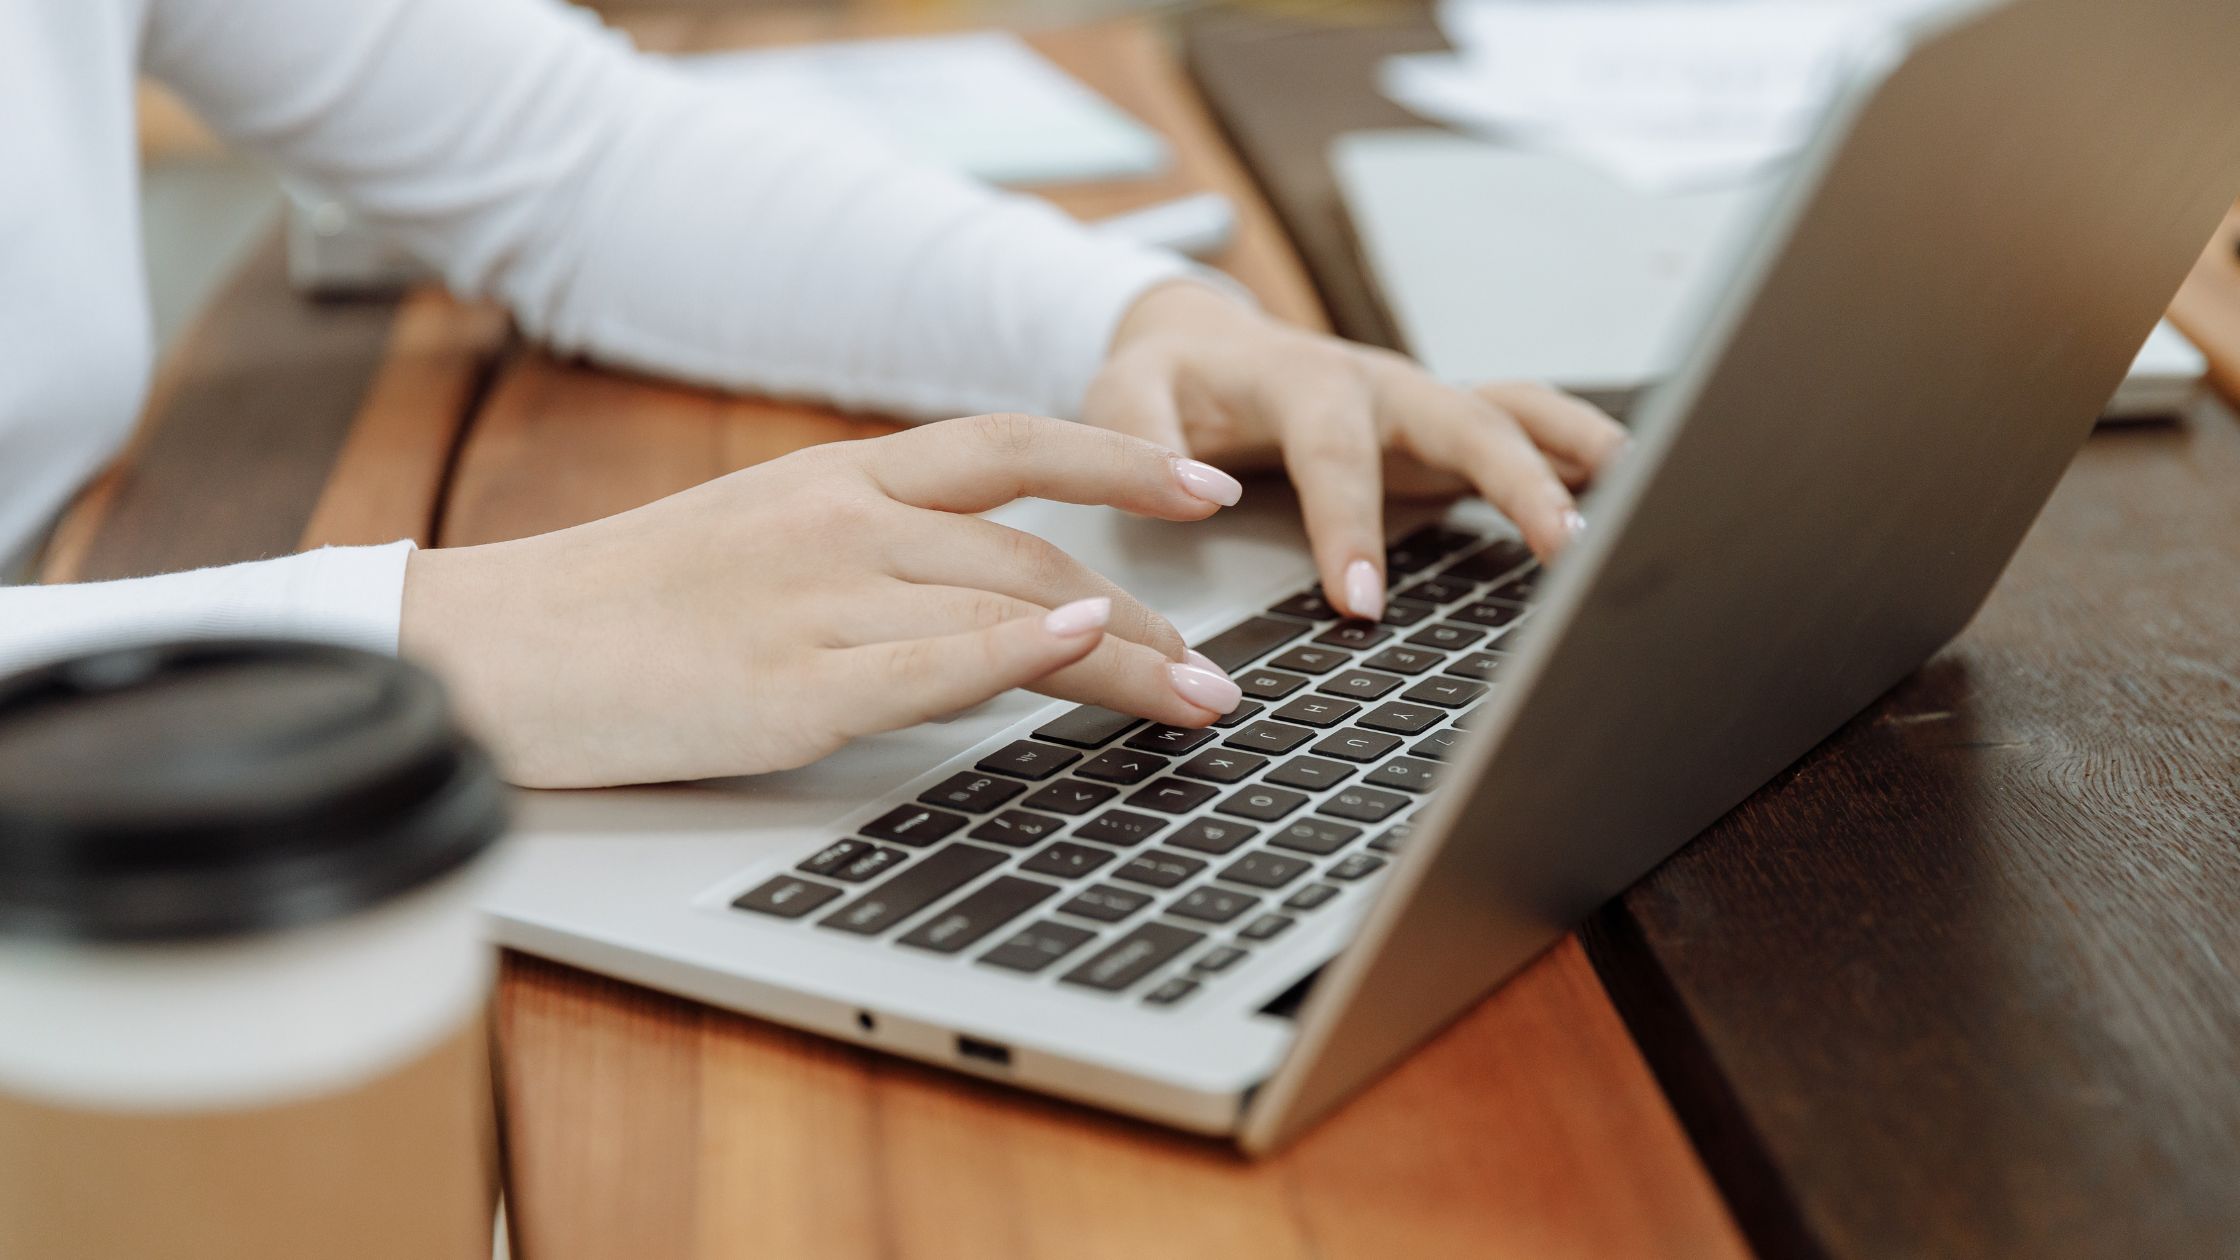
[680, 31, 1170, 187]
[1383, 0, 1951, 191]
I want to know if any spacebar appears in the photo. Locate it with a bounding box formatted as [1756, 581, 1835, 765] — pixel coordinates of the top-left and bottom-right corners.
[1194, 616, 1310, 673]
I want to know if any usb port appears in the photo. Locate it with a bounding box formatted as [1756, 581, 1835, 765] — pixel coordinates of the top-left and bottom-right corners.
[955, 1036, 1013, 1069]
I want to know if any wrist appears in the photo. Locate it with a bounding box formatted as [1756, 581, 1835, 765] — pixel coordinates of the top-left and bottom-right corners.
[1111, 278, 1260, 353]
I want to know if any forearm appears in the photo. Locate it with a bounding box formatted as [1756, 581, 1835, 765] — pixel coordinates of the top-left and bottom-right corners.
[0, 544, 413, 678]
[146, 0, 1199, 421]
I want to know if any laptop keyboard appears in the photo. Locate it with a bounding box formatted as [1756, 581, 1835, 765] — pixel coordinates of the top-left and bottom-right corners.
[727, 524, 1535, 1009]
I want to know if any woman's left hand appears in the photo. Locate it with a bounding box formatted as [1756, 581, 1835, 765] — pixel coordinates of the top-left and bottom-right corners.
[1084, 281, 1628, 620]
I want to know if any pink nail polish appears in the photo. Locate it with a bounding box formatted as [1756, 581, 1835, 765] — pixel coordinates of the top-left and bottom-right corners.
[1168, 662, 1242, 714]
[1562, 510, 1588, 544]
[1044, 596, 1112, 637]
[1185, 649, 1223, 674]
[1174, 459, 1243, 507]
[1344, 559, 1385, 621]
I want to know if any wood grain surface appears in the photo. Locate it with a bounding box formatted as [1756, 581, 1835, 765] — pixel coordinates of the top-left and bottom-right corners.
[1182, 6, 2240, 1256]
[468, 14, 1744, 1260]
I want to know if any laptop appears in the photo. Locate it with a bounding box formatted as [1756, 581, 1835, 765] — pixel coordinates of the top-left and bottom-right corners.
[1330, 134, 2211, 421]
[481, 0, 2240, 1154]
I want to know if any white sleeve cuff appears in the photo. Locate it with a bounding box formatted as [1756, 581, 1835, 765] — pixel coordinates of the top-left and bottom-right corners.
[0, 542, 417, 679]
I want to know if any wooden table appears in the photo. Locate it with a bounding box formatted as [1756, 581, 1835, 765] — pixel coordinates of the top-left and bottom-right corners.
[46, 8, 2240, 1258]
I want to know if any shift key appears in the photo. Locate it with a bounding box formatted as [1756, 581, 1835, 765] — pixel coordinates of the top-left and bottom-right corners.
[1061, 922, 1205, 992]
[819, 843, 1006, 936]
[1194, 616, 1310, 673]
[898, 876, 1061, 954]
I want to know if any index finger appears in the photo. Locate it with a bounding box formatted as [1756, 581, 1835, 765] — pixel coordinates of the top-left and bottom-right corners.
[859, 412, 1242, 518]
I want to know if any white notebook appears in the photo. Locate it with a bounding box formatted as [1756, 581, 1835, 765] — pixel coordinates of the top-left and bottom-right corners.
[680, 32, 1170, 187]
[1333, 129, 2206, 420]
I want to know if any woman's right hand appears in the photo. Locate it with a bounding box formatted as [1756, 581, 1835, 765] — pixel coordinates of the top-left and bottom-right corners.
[398, 413, 1248, 788]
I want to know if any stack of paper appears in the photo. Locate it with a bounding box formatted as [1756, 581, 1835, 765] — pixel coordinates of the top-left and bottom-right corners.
[681, 31, 1170, 187]
[1382, 0, 1952, 191]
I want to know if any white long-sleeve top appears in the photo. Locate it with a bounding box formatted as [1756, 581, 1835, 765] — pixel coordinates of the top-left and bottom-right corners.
[0, 0, 1194, 675]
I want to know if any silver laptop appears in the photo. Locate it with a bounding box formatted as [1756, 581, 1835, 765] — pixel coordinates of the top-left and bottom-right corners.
[481, 0, 2240, 1154]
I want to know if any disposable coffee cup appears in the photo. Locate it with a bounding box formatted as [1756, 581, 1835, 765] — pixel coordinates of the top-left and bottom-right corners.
[0, 640, 509, 1260]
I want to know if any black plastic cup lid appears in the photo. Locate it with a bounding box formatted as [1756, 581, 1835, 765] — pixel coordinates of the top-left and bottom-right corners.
[0, 640, 507, 943]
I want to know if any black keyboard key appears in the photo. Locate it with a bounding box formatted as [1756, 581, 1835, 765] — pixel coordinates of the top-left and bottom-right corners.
[1268, 817, 1362, 856]
[1111, 850, 1208, 889]
[818, 844, 1007, 936]
[1313, 623, 1391, 650]
[1441, 537, 1532, 582]
[828, 845, 911, 883]
[1176, 747, 1269, 784]
[1218, 851, 1314, 889]
[919, 772, 1025, 813]
[975, 740, 1081, 781]
[1284, 883, 1341, 911]
[732, 875, 843, 919]
[1321, 787, 1410, 824]
[1192, 945, 1250, 973]
[1270, 696, 1360, 728]
[979, 920, 1096, 974]
[1365, 757, 1443, 793]
[1445, 652, 1505, 682]
[1452, 707, 1484, 730]
[1453, 600, 1527, 630]
[1196, 616, 1310, 671]
[1316, 669, 1404, 701]
[1386, 523, 1479, 572]
[1236, 668, 1309, 700]
[1396, 576, 1474, 606]
[1211, 699, 1264, 729]
[1361, 646, 1439, 676]
[1359, 703, 1443, 735]
[1267, 591, 1336, 621]
[1370, 822, 1414, 853]
[798, 838, 870, 877]
[1165, 818, 1260, 855]
[1413, 729, 1465, 761]
[898, 876, 1060, 954]
[1020, 840, 1117, 879]
[1403, 677, 1489, 708]
[1226, 720, 1315, 755]
[1076, 747, 1169, 785]
[1378, 599, 1437, 627]
[1264, 755, 1354, 792]
[1407, 622, 1487, 651]
[1125, 724, 1220, 755]
[1021, 778, 1119, 816]
[1238, 913, 1295, 942]
[1058, 884, 1153, 923]
[1215, 785, 1311, 822]
[1269, 645, 1349, 674]
[860, 804, 967, 848]
[1144, 977, 1202, 1006]
[1062, 922, 1206, 992]
[1329, 853, 1389, 881]
[969, 810, 1065, 849]
[1073, 809, 1167, 847]
[1313, 727, 1404, 763]
[1488, 567, 1541, 602]
[1034, 705, 1140, 749]
[1169, 886, 1259, 925]
[1125, 777, 1220, 814]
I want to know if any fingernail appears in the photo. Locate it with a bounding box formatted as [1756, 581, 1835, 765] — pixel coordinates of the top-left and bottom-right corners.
[1174, 458, 1243, 507]
[1168, 662, 1242, 714]
[1044, 596, 1112, 637]
[1185, 649, 1221, 672]
[1344, 559, 1385, 621]
[1562, 510, 1588, 543]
